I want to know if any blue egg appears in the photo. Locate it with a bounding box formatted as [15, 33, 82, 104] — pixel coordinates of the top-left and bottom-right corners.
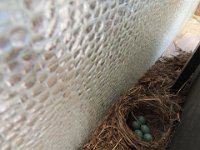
[132, 121, 141, 130]
[143, 133, 153, 142]
[141, 125, 150, 133]
[138, 116, 146, 124]
[135, 130, 143, 139]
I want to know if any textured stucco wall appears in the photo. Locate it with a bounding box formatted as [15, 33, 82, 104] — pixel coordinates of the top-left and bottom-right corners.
[0, 0, 199, 150]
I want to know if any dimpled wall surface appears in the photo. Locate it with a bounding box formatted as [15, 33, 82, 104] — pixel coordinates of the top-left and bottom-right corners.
[0, 0, 199, 150]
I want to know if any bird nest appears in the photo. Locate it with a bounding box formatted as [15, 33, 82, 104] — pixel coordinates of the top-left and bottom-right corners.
[121, 97, 178, 149]
[83, 51, 191, 150]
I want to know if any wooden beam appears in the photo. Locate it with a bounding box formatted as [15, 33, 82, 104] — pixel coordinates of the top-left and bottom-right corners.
[171, 42, 200, 91]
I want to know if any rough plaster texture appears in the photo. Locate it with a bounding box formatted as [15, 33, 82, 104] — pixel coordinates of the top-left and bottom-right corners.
[0, 0, 199, 150]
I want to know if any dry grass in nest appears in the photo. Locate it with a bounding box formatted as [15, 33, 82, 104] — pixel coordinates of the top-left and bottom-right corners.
[82, 51, 191, 150]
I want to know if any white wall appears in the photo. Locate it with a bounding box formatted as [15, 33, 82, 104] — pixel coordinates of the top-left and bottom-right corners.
[0, 0, 199, 149]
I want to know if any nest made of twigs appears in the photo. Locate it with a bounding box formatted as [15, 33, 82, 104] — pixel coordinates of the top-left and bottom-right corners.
[120, 97, 178, 150]
[83, 51, 191, 150]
